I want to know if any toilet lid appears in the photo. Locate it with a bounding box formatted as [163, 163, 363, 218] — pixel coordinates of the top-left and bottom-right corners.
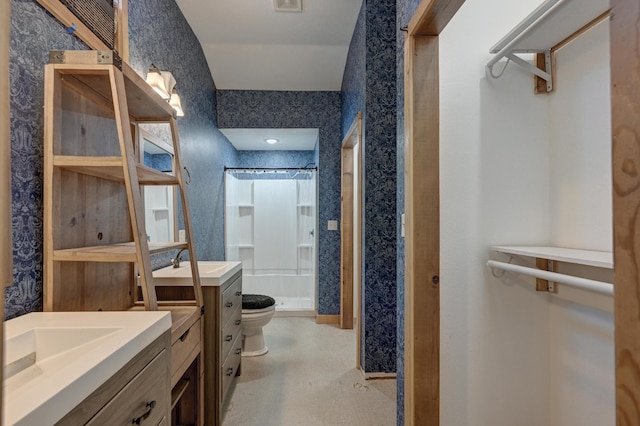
[242, 294, 276, 310]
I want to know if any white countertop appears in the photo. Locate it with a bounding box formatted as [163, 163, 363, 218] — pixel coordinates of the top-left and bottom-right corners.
[153, 261, 242, 287]
[3, 311, 171, 426]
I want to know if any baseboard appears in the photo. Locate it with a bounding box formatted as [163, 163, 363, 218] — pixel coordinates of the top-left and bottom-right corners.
[362, 371, 397, 380]
[315, 314, 340, 324]
[274, 310, 315, 318]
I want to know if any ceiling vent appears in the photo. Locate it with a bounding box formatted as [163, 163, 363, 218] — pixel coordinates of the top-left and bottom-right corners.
[273, 0, 302, 12]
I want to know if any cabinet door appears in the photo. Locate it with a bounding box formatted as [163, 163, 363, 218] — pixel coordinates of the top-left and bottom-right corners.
[87, 351, 170, 425]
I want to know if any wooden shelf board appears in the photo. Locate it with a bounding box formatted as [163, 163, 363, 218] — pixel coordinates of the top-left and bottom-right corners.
[171, 378, 191, 409]
[137, 164, 179, 185]
[491, 246, 613, 269]
[52, 63, 175, 120]
[129, 305, 201, 344]
[53, 241, 187, 262]
[54, 155, 179, 185]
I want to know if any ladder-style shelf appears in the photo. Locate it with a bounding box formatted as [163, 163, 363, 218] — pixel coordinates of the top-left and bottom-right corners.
[43, 51, 203, 317]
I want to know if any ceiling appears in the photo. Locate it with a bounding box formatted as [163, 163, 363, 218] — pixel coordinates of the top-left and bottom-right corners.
[175, 0, 363, 92]
[220, 128, 319, 151]
[176, 0, 361, 150]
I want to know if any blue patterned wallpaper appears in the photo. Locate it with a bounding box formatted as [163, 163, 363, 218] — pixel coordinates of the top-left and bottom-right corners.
[342, 3, 366, 138]
[144, 152, 173, 172]
[217, 91, 342, 317]
[341, 0, 398, 375]
[7, 0, 238, 318]
[128, 0, 238, 263]
[236, 150, 315, 169]
[8, 0, 89, 319]
[395, 0, 422, 423]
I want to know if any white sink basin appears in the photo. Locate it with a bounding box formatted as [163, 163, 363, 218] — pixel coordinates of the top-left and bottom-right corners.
[153, 261, 241, 287]
[5, 326, 118, 381]
[4, 311, 171, 426]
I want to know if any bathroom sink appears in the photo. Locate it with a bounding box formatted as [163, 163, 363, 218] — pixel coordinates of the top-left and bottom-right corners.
[153, 261, 242, 287]
[4, 326, 118, 381]
[4, 311, 171, 426]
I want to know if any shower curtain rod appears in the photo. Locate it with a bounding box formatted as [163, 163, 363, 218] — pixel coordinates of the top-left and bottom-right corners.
[224, 166, 317, 172]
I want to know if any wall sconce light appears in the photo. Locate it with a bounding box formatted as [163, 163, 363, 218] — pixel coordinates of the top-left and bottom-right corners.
[145, 64, 176, 100]
[145, 64, 184, 117]
[265, 138, 279, 145]
[169, 89, 184, 117]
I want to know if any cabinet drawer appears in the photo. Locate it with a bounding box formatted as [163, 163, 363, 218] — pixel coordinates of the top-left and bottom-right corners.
[87, 350, 169, 426]
[171, 318, 201, 386]
[221, 334, 242, 401]
[222, 278, 242, 326]
[221, 305, 242, 360]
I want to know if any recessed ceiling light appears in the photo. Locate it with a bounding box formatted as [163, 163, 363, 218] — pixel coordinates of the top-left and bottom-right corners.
[265, 138, 279, 145]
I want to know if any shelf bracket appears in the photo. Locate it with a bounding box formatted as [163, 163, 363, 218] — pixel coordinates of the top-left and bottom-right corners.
[535, 258, 556, 292]
[504, 52, 553, 92]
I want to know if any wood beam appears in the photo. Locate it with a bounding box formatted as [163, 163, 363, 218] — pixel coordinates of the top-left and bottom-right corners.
[611, 0, 640, 422]
[404, 34, 440, 426]
[408, 0, 465, 36]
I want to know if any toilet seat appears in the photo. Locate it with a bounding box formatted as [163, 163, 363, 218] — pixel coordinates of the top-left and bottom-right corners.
[242, 294, 276, 310]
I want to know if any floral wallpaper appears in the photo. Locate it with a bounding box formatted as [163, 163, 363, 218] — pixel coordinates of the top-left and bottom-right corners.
[236, 150, 316, 169]
[217, 90, 342, 317]
[341, 0, 398, 375]
[7, 0, 238, 318]
[128, 0, 238, 263]
[8, 0, 88, 319]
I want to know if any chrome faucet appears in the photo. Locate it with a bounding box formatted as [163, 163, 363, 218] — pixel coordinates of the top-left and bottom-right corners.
[171, 248, 188, 268]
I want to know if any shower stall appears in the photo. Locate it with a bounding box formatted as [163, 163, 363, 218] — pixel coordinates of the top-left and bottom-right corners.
[225, 167, 317, 312]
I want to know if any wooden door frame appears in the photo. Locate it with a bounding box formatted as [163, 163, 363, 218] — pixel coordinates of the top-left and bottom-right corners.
[341, 112, 363, 339]
[610, 0, 640, 420]
[403, 1, 464, 425]
[406, 0, 638, 424]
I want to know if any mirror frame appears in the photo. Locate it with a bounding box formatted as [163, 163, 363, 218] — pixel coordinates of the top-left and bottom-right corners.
[136, 127, 178, 243]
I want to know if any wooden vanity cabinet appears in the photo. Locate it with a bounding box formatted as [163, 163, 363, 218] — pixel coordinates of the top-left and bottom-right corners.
[154, 270, 243, 425]
[57, 332, 172, 425]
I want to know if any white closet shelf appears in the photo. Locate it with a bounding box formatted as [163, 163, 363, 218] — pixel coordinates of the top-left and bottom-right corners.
[490, 246, 613, 269]
[486, 0, 610, 92]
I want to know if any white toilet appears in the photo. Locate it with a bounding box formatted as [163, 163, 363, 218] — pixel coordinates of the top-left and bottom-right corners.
[241, 294, 276, 356]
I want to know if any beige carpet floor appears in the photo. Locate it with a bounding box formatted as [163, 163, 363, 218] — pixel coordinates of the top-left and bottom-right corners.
[223, 316, 397, 426]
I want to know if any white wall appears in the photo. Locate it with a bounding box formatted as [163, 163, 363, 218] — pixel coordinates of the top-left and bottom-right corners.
[547, 20, 614, 426]
[439, 0, 613, 425]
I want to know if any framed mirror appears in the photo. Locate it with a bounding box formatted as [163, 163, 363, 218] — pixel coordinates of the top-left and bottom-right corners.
[137, 128, 177, 243]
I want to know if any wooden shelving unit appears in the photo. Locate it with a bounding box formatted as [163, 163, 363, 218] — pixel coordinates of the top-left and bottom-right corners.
[43, 51, 204, 424]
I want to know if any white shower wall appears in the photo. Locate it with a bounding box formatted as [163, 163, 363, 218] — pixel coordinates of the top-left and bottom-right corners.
[225, 172, 316, 312]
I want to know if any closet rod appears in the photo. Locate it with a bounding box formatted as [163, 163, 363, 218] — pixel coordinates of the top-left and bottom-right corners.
[487, 260, 613, 296]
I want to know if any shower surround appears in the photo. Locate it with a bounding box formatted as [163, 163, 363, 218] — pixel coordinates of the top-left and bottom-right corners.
[225, 169, 317, 312]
